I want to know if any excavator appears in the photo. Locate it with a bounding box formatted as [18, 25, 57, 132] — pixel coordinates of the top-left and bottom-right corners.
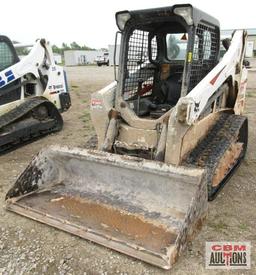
[5, 4, 248, 270]
[0, 36, 71, 152]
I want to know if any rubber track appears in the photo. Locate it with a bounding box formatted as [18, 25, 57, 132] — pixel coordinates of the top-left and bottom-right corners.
[186, 112, 247, 200]
[0, 97, 63, 153]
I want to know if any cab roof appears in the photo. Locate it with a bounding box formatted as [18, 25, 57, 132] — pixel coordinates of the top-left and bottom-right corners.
[116, 4, 220, 30]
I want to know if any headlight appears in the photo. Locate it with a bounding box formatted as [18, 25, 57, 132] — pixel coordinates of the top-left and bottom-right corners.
[116, 11, 131, 31]
[174, 7, 193, 25]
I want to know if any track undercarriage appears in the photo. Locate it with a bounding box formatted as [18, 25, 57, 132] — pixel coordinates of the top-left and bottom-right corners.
[0, 97, 63, 153]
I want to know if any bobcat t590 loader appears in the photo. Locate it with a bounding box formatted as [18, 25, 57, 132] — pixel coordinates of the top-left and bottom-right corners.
[5, 4, 248, 269]
[0, 36, 71, 152]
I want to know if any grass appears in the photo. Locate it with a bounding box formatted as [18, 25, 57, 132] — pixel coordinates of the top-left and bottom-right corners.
[71, 85, 79, 89]
[208, 219, 249, 233]
[238, 223, 248, 231]
[208, 220, 229, 231]
[79, 110, 91, 123]
[70, 85, 81, 95]
[246, 90, 256, 97]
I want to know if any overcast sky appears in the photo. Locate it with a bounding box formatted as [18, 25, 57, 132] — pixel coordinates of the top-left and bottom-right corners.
[1, 0, 254, 48]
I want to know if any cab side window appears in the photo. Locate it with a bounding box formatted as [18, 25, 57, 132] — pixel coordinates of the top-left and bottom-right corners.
[166, 33, 188, 60]
[0, 42, 15, 71]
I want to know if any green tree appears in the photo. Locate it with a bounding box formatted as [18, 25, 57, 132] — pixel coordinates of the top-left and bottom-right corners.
[48, 42, 95, 56]
[62, 43, 71, 51]
[70, 41, 81, 50]
[52, 45, 62, 55]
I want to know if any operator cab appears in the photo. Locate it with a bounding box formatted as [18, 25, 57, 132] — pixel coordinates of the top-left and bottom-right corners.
[116, 4, 220, 118]
[0, 36, 20, 106]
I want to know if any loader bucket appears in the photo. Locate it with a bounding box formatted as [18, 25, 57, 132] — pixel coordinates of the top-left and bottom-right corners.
[5, 146, 207, 269]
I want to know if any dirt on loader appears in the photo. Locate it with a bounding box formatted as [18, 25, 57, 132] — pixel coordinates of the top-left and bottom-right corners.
[0, 66, 255, 275]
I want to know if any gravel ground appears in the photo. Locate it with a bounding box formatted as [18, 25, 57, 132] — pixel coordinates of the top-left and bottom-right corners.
[0, 66, 255, 275]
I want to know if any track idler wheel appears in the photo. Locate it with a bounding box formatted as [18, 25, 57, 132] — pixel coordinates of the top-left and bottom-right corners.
[32, 105, 49, 121]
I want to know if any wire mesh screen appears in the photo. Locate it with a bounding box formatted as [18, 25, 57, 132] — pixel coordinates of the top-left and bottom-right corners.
[0, 42, 14, 71]
[123, 29, 157, 100]
[189, 23, 219, 92]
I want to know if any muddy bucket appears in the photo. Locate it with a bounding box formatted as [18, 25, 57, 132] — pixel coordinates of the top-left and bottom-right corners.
[5, 146, 207, 269]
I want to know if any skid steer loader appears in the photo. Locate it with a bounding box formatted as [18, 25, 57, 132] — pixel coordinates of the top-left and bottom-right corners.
[5, 4, 248, 269]
[0, 36, 71, 152]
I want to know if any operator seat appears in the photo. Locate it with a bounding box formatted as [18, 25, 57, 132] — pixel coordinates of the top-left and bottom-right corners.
[161, 72, 182, 105]
[149, 72, 182, 118]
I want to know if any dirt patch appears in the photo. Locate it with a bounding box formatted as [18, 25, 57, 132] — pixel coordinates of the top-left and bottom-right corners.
[0, 66, 255, 274]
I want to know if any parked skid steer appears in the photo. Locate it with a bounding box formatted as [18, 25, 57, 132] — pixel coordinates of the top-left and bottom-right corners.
[6, 4, 248, 269]
[0, 36, 71, 152]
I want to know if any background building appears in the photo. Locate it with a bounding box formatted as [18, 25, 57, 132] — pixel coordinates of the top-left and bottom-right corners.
[64, 46, 121, 66]
[64, 50, 105, 66]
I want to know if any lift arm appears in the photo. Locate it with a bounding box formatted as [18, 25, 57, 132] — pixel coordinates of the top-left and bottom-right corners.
[0, 39, 56, 89]
[177, 30, 247, 125]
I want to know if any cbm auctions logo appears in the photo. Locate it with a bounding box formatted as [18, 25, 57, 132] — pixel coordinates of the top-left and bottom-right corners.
[206, 242, 251, 269]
